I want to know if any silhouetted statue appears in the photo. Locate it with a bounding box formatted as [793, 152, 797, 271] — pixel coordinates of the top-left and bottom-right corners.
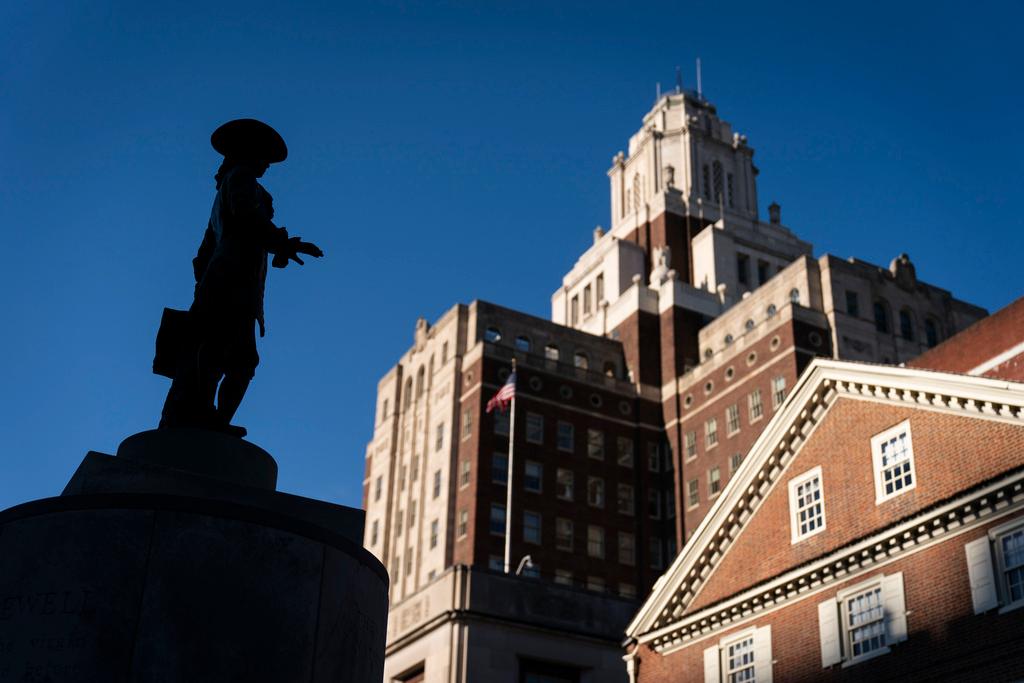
[156, 119, 323, 437]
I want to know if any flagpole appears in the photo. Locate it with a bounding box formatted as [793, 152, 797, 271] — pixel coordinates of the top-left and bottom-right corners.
[503, 357, 517, 574]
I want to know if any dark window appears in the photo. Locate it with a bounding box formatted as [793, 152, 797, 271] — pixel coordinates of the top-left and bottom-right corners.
[757, 260, 770, 284]
[484, 327, 502, 343]
[736, 252, 750, 286]
[874, 300, 890, 333]
[712, 161, 724, 203]
[519, 659, 581, 683]
[899, 310, 914, 341]
[702, 164, 711, 199]
[846, 291, 859, 318]
[925, 319, 939, 347]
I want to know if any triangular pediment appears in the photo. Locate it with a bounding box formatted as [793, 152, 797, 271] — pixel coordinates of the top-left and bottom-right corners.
[628, 359, 1024, 649]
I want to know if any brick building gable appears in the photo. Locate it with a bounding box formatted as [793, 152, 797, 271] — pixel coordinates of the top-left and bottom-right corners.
[627, 359, 1024, 646]
[685, 398, 1024, 614]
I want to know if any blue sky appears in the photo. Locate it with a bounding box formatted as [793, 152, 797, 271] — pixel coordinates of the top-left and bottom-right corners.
[2, 1, 1021, 512]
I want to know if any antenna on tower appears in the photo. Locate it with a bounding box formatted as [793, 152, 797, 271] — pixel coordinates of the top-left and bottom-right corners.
[656, 82, 662, 100]
[675, 66, 682, 93]
[696, 58, 703, 99]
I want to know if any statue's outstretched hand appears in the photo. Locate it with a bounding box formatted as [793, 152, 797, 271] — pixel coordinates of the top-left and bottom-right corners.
[273, 237, 324, 267]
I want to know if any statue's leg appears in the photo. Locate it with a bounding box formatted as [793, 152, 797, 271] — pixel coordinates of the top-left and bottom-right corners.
[216, 375, 250, 426]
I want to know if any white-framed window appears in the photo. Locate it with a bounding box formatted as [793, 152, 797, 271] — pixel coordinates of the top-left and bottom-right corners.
[726, 404, 740, 436]
[618, 531, 635, 566]
[708, 467, 721, 497]
[461, 408, 472, 439]
[771, 376, 786, 408]
[526, 412, 544, 444]
[648, 490, 662, 519]
[818, 573, 907, 668]
[730, 452, 744, 473]
[687, 479, 699, 508]
[649, 537, 663, 569]
[749, 389, 763, 422]
[523, 510, 542, 544]
[647, 443, 661, 471]
[557, 421, 574, 452]
[587, 525, 605, 558]
[685, 431, 697, 460]
[524, 460, 543, 493]
[965, 518, 1024, 615]
[556, 468, 574, 501]
[617, 483, 635, 515]
[705, 418, 718, 449]
[457, 509, 468, 538]
[555, 517, 573, 551]
[704, 625, 773, 682]
[587, 476, 605, 508]
[617, 436, 635, 467]
[588, 429, 605, 460]
[789, 466, 826, 543]
[871, 420, 916, 503]
[459, 460, 471, 488]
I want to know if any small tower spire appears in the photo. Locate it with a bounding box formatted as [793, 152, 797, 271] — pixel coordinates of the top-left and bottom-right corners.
[696, 58, 703, 99]
[675, 66, 682, 93]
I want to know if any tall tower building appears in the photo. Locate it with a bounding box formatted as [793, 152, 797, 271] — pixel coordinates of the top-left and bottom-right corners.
[362, 88, 986, 682]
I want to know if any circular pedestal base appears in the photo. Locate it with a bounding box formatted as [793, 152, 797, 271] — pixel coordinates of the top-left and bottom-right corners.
[0, 494, 386, 682]
[118, 429, 278, 490]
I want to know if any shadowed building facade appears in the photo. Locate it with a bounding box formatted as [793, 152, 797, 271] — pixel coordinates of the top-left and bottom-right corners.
[361, 89, 986, 682]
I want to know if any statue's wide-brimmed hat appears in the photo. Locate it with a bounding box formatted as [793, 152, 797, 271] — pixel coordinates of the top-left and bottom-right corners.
[211, 119, 288, 163]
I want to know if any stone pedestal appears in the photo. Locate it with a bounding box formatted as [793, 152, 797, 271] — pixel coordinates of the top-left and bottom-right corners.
[0, 430, 388, 682]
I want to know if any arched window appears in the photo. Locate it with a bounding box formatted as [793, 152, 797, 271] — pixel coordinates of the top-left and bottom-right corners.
[416, 366, 425, 397]
[544, 344, 559, 361]
[633, 174, 641, 213]
[574, 352, 589, 370]
[712, 161, 724, 203]
[484, 327, 502, 343]
[767, 304, 777, 318]
[403, 378, 413, 409]
[603, 361, 616, 378]
[899, 310, 914, 341]
[789, 288, 801, 305]
[515, 335, 531, 352]
[702, 165, 711, 200]
[873, 300, 891, 334]
[925, 319, 940, 348]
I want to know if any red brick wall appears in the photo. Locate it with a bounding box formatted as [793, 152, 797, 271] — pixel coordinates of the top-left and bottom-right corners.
[455, 354, 673, 593]
[909, 296, 1024, 379]
[635, 513, 1024, 682]
[673, 321, 804, 546]
[687, 399, 1024, 613]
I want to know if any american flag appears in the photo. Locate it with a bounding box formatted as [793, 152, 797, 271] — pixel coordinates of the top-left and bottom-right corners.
[486, 371, 517, 413]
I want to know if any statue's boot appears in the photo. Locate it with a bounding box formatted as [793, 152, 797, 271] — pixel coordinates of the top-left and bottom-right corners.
[216, 374, 251, 439]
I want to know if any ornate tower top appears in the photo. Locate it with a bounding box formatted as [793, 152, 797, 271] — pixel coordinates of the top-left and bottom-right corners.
[607, 92, 759, 236]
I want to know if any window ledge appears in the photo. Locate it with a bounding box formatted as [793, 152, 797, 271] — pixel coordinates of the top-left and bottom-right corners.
[999, 600, 1024, 615]
[840, 646, 891, 668]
